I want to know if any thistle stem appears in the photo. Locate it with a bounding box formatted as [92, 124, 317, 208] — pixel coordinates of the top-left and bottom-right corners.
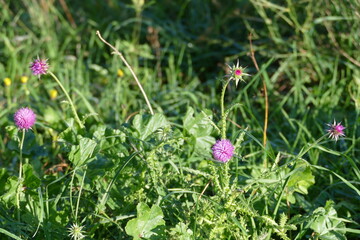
[220, 80, 230, 139]
[48, 71, 84, 129]
[16, 129, 26, 221]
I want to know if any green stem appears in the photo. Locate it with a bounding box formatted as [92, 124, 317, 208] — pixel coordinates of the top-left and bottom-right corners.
[16, 129, 26, 221]
[6, 87, 11, 107]
[18, 130, 25, 179]
[75, 167, 86, 220]
[220, 80, 230, 139]
[48, 71, 84, 128]
[70, 168, 76, 218]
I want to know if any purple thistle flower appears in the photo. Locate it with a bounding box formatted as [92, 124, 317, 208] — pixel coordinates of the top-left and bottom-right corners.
[30, 58, 49, 77]
[212, 139, 235, 163]
[327, 120, 345, 141]
[225, 59, 250, 87]
[14, 107, 36, 130]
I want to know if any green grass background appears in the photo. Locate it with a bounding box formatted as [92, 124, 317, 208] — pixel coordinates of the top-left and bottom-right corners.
[0, 0, 359, 239]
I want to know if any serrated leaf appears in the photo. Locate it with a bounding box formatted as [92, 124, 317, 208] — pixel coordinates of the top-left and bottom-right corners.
[125, 202, 165, 239]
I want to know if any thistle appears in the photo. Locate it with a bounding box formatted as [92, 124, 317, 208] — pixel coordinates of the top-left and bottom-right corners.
[225, 59, 250, 87]
[68, 223, 86, 240]
[30, 58, 49, 77]
[212, 139, 235, 163]
[14, 107, 36, 130]
[327, 120, 345, 141]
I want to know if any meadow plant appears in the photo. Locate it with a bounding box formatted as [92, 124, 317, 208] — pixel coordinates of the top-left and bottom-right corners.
[30, 58, 49, 77]
[14, 107, 36, 130]
[212, 139, 234, 163]
[49, 89, 58, 100]
[1, 2, 359, 238]
[3, 77, 11, 86]
[68, 223, 86, 240]
[225, 59, 250, 87]
[20, 76, 28, 84]
[13, 107, 36, 221]
[3, 77, 12, 106]
[327, 120, 345, 141]
[30, 58, 84, 128]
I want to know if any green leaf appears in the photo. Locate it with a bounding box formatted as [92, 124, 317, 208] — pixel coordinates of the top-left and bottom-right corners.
[0, 176, 19, 205]
[310, 200, 346, 240]
[69, 137, 97, 166]
[23, 163, 41, 189]
[169, 222, 193, 240]
[183, 107, 213, 137]
[286, 162, 315, 203]
[0, 168, 9, 193]
[183, 107, 215, 155]
[125, 202, 165, 239]
[133, 113, 169, 140]
[0, 228, 22, 240]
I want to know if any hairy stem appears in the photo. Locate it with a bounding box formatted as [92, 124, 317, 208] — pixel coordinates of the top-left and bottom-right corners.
[220, 80, 230, 139]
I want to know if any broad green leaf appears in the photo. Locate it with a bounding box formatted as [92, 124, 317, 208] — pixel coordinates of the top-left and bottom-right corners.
[169, 222, 193, 240]
[1, 176, 19, 205]
[183, 107, 215, 155]
[69, 137, 97, 166]
[43, 106, 61, 124]
[286, 162, 315, 203]
[310, 200, 346, 240]
[183, 107, 213, 137]
[133, 113, 169, 140]
[125, 202, 165, 239]
[23, 163, 41, 189]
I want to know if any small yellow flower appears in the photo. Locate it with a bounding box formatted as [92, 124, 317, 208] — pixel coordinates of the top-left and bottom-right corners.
[49, 89, 58, 100]
[3, 77, 11, 86]
[117, 69, 124, 77]
[21, 76, 29, 84]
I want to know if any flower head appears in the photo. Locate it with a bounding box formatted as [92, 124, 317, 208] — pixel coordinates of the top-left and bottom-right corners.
[14, 107, 36, 130]
[30, 58, 49, 77]
[21, 76, 29, 84]
[3, 77, 11, 86]
[212, 139, 235, 163]
[68, 223, 86, 240]
[49, 89, 58, 100]
[327, 120, 345, 141]
[117, 69, 124, 77]
[225, 59, 250, 87]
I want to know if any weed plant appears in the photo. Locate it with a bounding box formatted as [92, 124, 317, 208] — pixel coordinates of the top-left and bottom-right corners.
[0, 0, 359, 239]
